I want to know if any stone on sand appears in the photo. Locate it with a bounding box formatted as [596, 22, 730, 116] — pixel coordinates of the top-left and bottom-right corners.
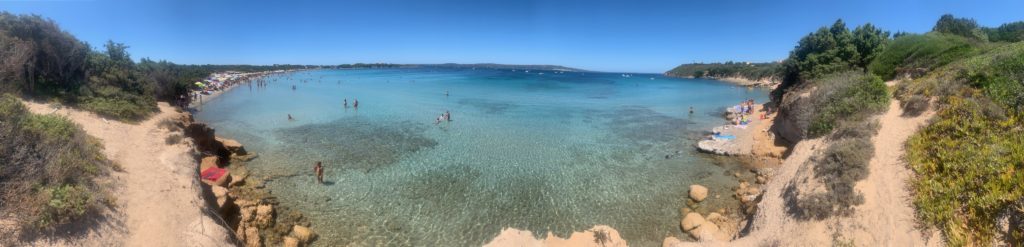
[680, 212, 705, 231]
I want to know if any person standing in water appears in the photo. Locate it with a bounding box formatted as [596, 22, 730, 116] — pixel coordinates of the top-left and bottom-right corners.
[444, 110, 451, 121]
[689, 106, 694, 114]
[343, 98, 348, 108]
[353, 98, 359, 109]
[288, 114, 294, 121]
[313, 162, 324, 184]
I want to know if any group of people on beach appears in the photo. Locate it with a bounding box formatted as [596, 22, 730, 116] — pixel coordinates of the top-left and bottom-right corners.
[733, 99, 758, 125]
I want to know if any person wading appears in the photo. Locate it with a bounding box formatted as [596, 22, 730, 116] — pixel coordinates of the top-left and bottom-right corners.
[314, 161, 324, 184]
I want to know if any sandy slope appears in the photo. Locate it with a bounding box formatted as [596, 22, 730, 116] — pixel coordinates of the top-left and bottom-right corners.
[666, 99, 943, 246]
[22, 101, 234, 247]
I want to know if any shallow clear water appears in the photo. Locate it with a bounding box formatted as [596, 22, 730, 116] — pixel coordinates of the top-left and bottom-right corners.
[195, 69, 769, 246]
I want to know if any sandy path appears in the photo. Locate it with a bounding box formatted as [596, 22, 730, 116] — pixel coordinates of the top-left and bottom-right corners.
[667, 99, 943, 246]
[848, 100, 942, 246]
[23, 102, 234, 247]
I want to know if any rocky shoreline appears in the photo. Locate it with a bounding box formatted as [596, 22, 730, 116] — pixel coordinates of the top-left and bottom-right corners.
[175, 111, 317, 247]
[667, 102, 789, 244]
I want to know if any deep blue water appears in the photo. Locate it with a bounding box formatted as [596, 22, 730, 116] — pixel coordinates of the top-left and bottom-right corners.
[195, 68, 769, 246]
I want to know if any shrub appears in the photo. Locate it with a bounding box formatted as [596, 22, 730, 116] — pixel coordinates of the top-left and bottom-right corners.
[803, 137, 873, 219]
[805, 72, 889, 138]
[165, 134, 182, 145]
[0, 94, 112, 234]
[868, 33, 983, 80]
[900, 95, 930, 117]
[907, 96, 1024, 246]
[830, 119, 881, 140]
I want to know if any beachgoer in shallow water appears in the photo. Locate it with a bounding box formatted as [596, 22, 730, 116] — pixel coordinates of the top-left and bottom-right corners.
[435, 114, 444, 124]
[689, 106, 694, 114]
[444, 110, 451, 121]
[343, 98, 348, 108]
[288, 114, 294, 120]
[314, 162, 324, 184]
[292, 85, 296, 90]
[353, 99, 359, 108]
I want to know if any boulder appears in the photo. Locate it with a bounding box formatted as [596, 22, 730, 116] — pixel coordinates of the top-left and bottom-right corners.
[283, 236, 300, 247]
[705, 212, 725, 223]
[292, 225, 316, 243]
[211, 186, 231, 211]
[689, 222, 726, 241]
[255, 204, 274, 228]
[244, 226, 262, 247]
[200, 156, 219, 170]
[239, 205, 256, 223]
[680, 212, 705, 231]
[662, 236, 684, 247]
[216, 137, 247, 155]
[689, 185, 708, 202]
[232, 153, 259, 162]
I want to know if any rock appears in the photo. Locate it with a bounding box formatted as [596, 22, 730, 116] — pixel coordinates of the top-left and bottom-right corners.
[255, 204, 274, 228]
[200, 156, 219, 170]
[746, 187, 762, 196]
[232, 152, 259, 162]
[244, 226, 262, 247]
[228, 173, 246, 188]
[240, 205, 256, 223]
[680, 213, 705, 231]
[696, 139, 743, 156]
[739, 181, 749, 190]
[756, 175, 767, 184]
[680, 207, 691, 215]
[211, 186, 231, 211]
[217, 137, 247, 155]
[283, 236, 300, 247]
[292, 225, 316, 243]
[662, 236, 684, 247]
[689, 185, 708, 202]
[706, 212, 724, 223]
[688, 221, 719, 239]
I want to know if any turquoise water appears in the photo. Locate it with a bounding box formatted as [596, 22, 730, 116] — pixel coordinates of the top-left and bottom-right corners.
[195, 69, 769, 246]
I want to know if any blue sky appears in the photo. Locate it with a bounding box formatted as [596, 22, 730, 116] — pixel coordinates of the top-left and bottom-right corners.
[5, 0, 1024, 73]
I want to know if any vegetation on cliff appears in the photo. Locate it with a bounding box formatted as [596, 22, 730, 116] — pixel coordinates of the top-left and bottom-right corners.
[0, 12, 308, 121]
[0, 94, 113, 237]
[774, 13, 1022, 245]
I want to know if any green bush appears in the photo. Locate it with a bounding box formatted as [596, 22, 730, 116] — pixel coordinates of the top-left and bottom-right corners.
[900, 95, 930, 117]
[36, 184, 93, 228]
[868, 33, 983, 80]
[806, 72, 889, 137]
[908, 96, 1023, 245]
[0, 94, 111, 233]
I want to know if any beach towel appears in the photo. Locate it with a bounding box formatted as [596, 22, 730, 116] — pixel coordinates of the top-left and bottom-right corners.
[713, 134, 736, 140]
[201, 167, 227, 181]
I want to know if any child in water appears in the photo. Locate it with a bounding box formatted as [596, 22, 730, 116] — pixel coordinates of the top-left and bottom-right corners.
[313, 162, 324, 184]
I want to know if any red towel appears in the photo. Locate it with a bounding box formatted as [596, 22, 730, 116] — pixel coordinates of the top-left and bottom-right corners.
[201, 167, 227, 181]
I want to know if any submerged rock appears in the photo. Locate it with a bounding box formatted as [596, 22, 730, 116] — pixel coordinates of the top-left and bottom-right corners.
[291, 225, 316, 244]
[689, 184, 709, 202]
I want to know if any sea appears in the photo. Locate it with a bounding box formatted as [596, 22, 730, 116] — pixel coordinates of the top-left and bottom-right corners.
[194, 68, 770, 246]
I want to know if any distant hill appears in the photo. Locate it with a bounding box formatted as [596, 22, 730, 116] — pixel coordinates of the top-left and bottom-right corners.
[665, 61, 782, 82]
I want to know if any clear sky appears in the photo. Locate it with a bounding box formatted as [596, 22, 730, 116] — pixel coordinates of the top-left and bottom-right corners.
[5, 0, 1023, 73]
